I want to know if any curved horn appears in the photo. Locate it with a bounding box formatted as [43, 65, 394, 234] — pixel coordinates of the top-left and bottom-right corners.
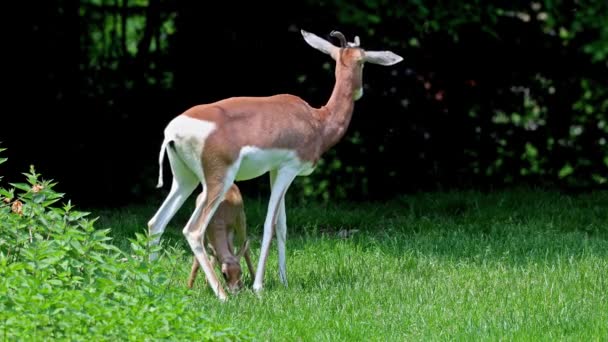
[330, 30, 348, 48]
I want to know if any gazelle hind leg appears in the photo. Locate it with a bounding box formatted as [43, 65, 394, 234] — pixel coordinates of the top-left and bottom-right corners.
[147, 145, 198, 261]
[183, 161, 241, 301]
[253, 167, 299, 293]
[270, 170, 289, 286]
[276, 197, 288, 286]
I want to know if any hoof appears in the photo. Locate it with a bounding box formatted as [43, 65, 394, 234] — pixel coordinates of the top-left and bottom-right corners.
[252, 283, 264, 294]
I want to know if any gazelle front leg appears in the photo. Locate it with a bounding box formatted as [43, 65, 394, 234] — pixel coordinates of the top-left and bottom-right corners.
[183, 185, 229, 300]
[270, 170, 289, 286]
[253, 166, 299, 293]
[187, 247, 217, 289]
[183, 162, 241, 301]
[182, 185, 225, 300]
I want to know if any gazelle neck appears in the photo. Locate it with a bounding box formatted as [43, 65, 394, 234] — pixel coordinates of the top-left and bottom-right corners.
[320, 60, 357, 153]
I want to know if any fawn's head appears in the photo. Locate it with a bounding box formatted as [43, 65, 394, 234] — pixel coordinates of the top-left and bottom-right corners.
[220, 239, 250, 293]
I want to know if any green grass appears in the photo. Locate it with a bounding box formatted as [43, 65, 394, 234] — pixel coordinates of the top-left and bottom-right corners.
[92, 189, 608, 340]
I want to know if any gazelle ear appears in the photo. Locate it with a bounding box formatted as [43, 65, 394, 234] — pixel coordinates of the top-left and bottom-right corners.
[364, 50, 404, 66]
[236, 239, 250, 259]
[301, 29, 339, 59]
[348, 36, 360, 47]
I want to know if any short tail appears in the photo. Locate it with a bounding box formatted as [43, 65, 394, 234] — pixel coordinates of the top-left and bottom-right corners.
[156, 138, 170, 188]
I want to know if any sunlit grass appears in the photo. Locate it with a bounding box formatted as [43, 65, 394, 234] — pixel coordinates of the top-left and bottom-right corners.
[94, 189, 608, 340]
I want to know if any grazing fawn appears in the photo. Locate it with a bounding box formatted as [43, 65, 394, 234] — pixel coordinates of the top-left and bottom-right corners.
[187, 184, 255, 294]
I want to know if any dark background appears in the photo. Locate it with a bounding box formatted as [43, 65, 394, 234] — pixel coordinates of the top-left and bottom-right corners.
[2, 0, 607, 207]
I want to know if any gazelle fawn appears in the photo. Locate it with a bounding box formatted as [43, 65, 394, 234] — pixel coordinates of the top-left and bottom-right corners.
[187, 184, 255, 294]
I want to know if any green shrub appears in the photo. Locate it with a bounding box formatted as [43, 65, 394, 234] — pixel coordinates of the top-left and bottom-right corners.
[0, 149, 248, 340]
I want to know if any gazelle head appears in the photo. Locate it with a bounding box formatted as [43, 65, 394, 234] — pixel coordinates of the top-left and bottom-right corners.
[301, 29, 403, 101]
[220, 239, 250, 294]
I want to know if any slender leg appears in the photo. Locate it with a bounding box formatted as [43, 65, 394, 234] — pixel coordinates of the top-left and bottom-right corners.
[253, 167, 299, 293]
[235, 210, 256, 282]
[270, 170, 289, 286]
[183, 183, 228, 300]
[187, 254, 216, 289]
[187, 257, 199, 289]
[183, 162, 241, 301]
[276, 197, 288, 286]
[244, 250, 255, 281]
[147, 147, 198, 261]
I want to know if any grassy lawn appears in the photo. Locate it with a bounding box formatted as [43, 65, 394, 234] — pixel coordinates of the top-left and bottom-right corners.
[93, 189, 608, 340]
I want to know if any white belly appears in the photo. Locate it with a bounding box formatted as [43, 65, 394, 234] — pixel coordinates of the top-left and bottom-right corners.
[235, 146, 314, 181]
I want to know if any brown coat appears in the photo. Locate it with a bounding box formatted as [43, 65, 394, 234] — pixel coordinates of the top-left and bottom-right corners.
[187, 184, 255, 293]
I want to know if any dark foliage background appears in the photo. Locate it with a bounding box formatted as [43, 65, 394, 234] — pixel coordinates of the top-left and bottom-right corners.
[2, 0, 607, 207]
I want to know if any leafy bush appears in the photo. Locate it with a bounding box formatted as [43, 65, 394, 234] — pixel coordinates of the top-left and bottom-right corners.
[0, 149, 248, 340]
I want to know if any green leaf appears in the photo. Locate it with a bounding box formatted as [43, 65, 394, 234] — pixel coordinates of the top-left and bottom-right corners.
[89, 253, 107, 264]
[67, 211, 90, 223]
[525, 143, 538, 159]
[100, 243, 122, 253]
[47, 279, 63, 287]
[559, 164, 574, 178]
[63, 200, 74, 212]
[511, 112, 522, 125]
[0, 188, 14, 198]
[50, 207, 66, 215]
[42, 198, 62, 207]
[592, 174, 606, 184]
[33, 193, 46, 204]
[9, 183, 31, 192]
[70, 240, 86, 254]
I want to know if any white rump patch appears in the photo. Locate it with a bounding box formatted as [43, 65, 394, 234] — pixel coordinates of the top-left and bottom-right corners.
[163, 116, 217, 180]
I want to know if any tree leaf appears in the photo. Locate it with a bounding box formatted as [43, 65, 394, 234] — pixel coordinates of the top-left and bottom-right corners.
[559, 164, 574, 178]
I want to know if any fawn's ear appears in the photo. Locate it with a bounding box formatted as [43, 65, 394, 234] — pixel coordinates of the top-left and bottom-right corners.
[301, 29, 339, 60]
[364, 50, 404, 66]
[236, 239, 250, 259]
[221, 263, 228, 274]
